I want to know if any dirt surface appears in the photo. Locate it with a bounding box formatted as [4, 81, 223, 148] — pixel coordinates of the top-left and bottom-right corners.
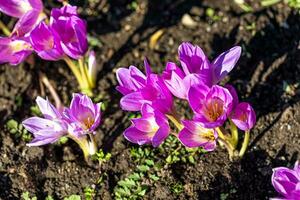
[0, 0, 300, 199]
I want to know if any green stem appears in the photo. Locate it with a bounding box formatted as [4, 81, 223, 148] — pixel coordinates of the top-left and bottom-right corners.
[229, 120, 239, 149]
[218, 137, 234, 161]
[78, 57, 89, 88]
[239, 130, 250, 158]
[63, 56, 84, 89]
[0, 20, 11, 36]
[68, 134, 97, 162]
[166, 114, 183, 130]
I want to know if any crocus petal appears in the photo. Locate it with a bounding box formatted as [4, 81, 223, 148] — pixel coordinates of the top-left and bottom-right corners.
[0, 0, 34, 18]
[151, 124, 169, 147]
[0, 37, 32, 65]
[187, 84, 210, 113]
[116, 67, 145, 95]
[12, 10, 45, 37]
[131, 117, 157, 132]
[22, 117, 56, 133]
[212, 46, 241, 84]
[164, 70, 187, 99]
[123, 127, 152, 145]
[88, 50, 97, 84]
[178, 42, 209, 75]
[225, 84, 239, 109]
[144, 57, 152, 76]
[178, 121, 216, 151]
[120, 92, 145, 111]
[27, 135, 60, 146]
[29, 22, 63, 60]
[36, 96, 61, 119]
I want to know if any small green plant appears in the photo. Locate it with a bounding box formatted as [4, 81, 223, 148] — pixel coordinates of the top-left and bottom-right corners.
[91, 149, 111, 163]
[84, 186, 96, 200]
[205, 8, 221, 22]
[170, 182, 184, 195]
[162, 135, 206, 165]
[127, 0, 138, 11]
[21, 192, 37, 200]
[6, 119, 32, 142]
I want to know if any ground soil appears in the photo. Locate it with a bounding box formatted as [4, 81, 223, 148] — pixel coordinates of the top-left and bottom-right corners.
[0, 0, 300, 199]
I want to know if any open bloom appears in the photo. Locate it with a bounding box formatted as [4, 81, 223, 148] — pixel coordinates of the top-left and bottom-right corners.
[117, 59, 173, 113]
[50, 5, 88, 59]
[178, 42, 241, 85]
[22, 97, 67, 146]
[0, 37, 32, 65]
[178, 120, 218, 151]
[162, 42, 241, 99]
[188, 84, 234, 128]
[272, 161, 300, 199]
[124, 104, 170, 147]
[63, 93, 101, 137]
[29, 22, 64, 60]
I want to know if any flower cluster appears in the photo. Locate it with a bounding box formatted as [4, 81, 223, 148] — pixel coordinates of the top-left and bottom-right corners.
[271, 161, 300, 199]
[22, 93, 102, 160]
[116, 42, 256, 158]
[0, 1, 97, 95]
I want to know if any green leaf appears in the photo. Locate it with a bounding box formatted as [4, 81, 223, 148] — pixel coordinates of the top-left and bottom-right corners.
[137, 165, 150, 172]
[118, 178, 136, 188]
[144, 159, 154, 166]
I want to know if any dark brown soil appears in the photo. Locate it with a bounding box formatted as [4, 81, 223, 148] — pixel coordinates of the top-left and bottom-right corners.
[0, 0, 299, 199]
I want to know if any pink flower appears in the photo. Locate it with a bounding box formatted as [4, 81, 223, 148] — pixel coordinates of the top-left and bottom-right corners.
[124, 104, 170, 147]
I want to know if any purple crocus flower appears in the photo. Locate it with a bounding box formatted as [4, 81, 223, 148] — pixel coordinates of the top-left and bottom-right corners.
[22, 96, 67, 146]
[0, 36, 32, 65]
[178, 120, 218, 151]
[117, 59, 173, 114]
[230, 102, 256, 131]
[63, 93, 101, 137]
[188, 83, 234, 128]
[50, 5, 88, 59]
[225, 84, 256, 131]
[271, 161, 300, 199]
[124, 104, 170, 147]
[29, 22, 64, 60]
[178, 42, 241, 85]
[0, 0, 43, 18]
[116, 65, 146, 95]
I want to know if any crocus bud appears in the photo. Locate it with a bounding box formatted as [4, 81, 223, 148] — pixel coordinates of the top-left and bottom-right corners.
[50, 5, 88, 59]
[230, 102, 256, 131]
[88, 50, 97, 87]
